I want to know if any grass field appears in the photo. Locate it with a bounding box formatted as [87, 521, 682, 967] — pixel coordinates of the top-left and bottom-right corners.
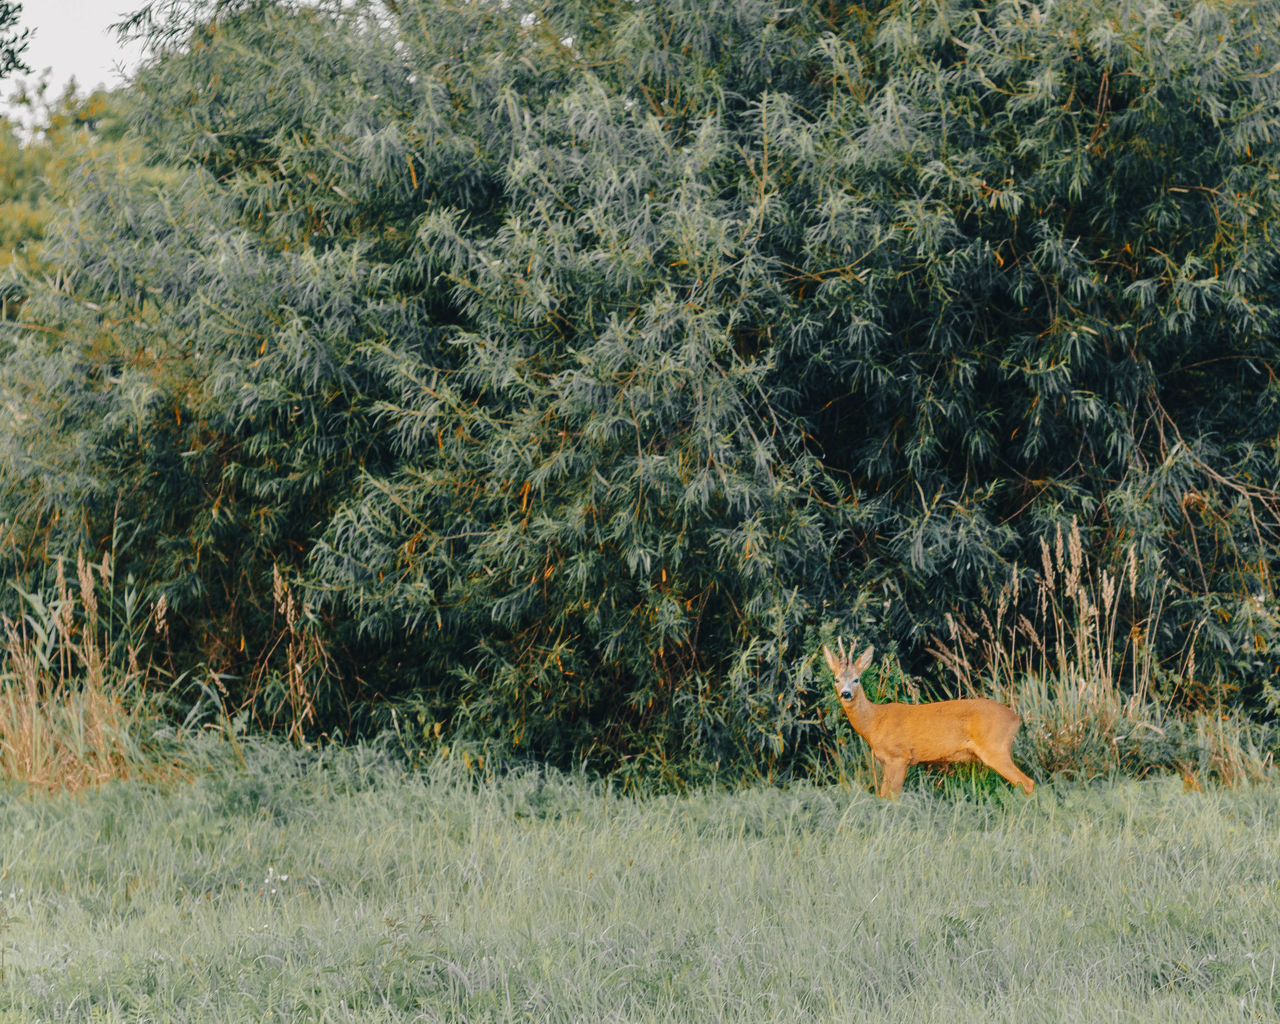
[1, 741, 1278, 1022]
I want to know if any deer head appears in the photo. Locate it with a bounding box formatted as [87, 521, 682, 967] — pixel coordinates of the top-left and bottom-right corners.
[823, 638, 875, 700]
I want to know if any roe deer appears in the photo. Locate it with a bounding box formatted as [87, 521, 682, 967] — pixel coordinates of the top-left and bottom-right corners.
[824, 639, 1035, 797]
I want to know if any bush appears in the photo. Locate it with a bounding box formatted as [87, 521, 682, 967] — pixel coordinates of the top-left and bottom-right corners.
[3, 0, 1280, 782]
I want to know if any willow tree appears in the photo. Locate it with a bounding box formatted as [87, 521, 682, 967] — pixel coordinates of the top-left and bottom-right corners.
[4, 0, 1280, 779]
[0, 1, 28, 81]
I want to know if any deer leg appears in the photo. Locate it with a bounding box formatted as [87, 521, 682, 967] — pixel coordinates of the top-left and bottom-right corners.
[984, 751, 1035, 795]
[878, 758, 908, 798]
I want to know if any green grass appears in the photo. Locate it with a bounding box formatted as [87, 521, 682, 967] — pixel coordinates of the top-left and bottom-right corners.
[1, 741, 1278, 1022]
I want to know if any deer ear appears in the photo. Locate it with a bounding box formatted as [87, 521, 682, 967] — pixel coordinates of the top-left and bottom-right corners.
[852, 646, 875, 675]
[822, 645, 841, 675]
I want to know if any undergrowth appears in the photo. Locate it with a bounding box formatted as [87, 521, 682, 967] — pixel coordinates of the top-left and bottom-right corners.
[0, 551, 177, 793]
[0, 525, 1275, 797]
[928, 520, 1276, 792]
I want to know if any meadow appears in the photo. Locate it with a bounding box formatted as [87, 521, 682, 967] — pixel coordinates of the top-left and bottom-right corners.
[1, 741, 1277, 1023]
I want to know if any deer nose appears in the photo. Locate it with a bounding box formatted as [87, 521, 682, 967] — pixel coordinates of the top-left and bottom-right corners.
[840, 688, 853, 700]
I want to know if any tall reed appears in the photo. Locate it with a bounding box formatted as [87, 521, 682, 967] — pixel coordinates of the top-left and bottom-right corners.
[0, 551, 170, 792]
[931, 521, 1272, 785]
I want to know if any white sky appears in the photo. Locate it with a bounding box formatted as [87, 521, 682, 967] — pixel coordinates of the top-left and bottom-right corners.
[9, 0, 147, 102]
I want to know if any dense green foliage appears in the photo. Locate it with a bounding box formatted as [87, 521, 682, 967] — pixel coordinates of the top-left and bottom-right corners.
[0, 87, 133, 302]
[0, 1, 29, 81]
[4, 745, 1280, 1021]
[3, 0, 1280, 780]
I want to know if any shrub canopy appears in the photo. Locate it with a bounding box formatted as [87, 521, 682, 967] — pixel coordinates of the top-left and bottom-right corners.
[4, 0, 1280, 781]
